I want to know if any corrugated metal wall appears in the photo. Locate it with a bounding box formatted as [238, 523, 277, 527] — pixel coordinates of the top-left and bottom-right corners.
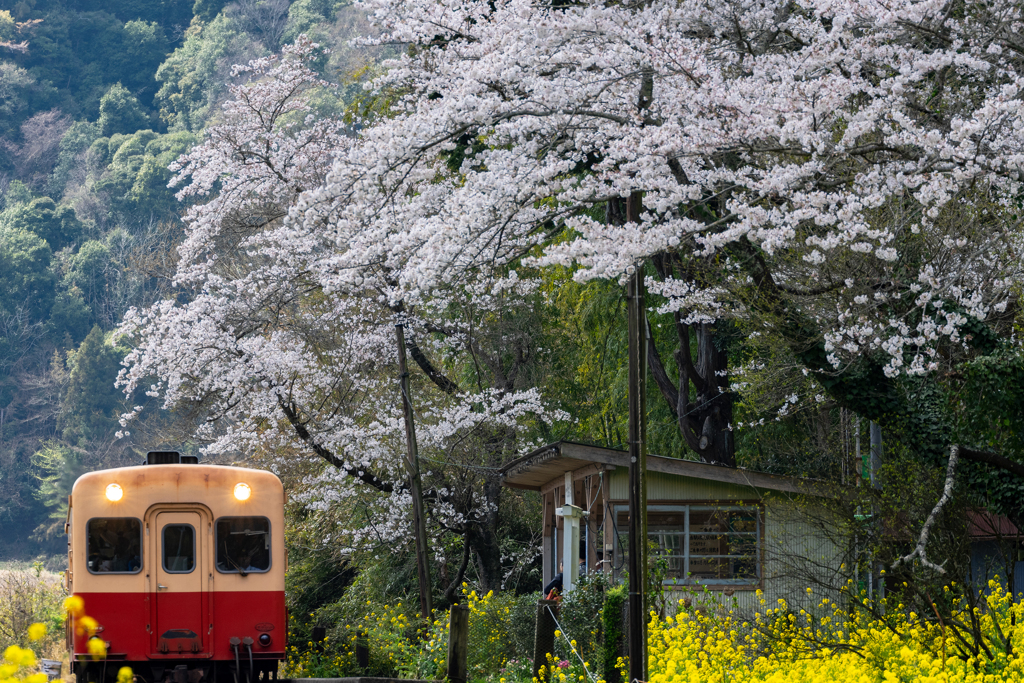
[604, 466, 843, 614]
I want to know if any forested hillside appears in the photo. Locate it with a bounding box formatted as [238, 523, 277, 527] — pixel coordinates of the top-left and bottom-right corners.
[0, 0, 376, 560]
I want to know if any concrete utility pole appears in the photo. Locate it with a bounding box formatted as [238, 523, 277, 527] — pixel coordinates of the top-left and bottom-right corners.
[625, 190, 648, 683]
[558, 471, 584, 594]
[395, 321, 433, 622]
[869, 421, 883, 489]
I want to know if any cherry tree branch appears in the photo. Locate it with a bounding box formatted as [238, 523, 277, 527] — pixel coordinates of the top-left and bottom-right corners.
[405, 332, 461, 395]
[278, 399, 399, 493]
[894, 444, 959, 574]
[443, 528, 473, 603]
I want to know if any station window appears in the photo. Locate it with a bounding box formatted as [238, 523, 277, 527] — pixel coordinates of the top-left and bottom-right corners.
[216, 517, 270, 573]
[86, 518, 142, 574]
[163, 524, 196, 573]
[614, 504, 761, 587]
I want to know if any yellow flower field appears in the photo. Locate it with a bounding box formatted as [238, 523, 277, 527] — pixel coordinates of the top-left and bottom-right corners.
[648, 582, 1024, 683]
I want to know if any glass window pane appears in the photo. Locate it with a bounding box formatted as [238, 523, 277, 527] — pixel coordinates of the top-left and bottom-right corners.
[163, 525, 196, 573]
[216, 517, 270, 573]
[87, 518, 142, 574]
[617, 505, 761, 586]
[689, 508, 759, 583]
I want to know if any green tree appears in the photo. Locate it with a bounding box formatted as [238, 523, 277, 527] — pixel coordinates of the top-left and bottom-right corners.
[98, 82, 150, 136]
[62, 325, 123, 444]
[64, 240, 110, 311]
[193, 0, 227, 23]
[46, 286, 92, 345]
[0, 61, 35, 137]
[0, 197, 84, 252]
[112, 20, 169, 99]
[0, 11, 16, 42]
[47, 121, 102, 200]
[31, 441, 87, 539]
[88, 129, 195, 218]
[154, 13, 250, 131]
[1, 180, 33, 210]
[0, 226, 55, 319]
[17, 10, 126, 118]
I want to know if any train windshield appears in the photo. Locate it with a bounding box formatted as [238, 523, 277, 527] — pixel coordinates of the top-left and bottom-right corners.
[87, 518, 142, 573]
[216, 517, 270, 573]
[163, 524, 196, 573]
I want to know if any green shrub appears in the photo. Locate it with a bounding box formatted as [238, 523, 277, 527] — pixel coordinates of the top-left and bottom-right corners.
[601, 584, 626, 683]
[0, 563, 66, 661]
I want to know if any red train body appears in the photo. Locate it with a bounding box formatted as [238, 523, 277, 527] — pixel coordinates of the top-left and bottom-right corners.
[66, 456, 286, 683]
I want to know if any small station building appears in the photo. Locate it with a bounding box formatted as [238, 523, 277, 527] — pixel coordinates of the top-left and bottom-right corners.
[500, 441, 842, 611]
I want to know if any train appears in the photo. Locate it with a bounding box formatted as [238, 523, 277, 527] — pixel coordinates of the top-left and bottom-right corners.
[66, 451, 286, 683]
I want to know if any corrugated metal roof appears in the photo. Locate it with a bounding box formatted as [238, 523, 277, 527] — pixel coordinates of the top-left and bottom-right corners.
[499, 441, 834, 497]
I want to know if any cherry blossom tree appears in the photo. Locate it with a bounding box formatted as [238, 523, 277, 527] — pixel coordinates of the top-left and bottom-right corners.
[118, 37, 564, 592]
[124, 0, 1024, 585]
[301, 0, 1024, 470]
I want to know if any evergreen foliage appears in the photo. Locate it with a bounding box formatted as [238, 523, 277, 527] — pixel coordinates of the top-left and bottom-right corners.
[62, 325, 123, 444]
[97, 83, 149, 136]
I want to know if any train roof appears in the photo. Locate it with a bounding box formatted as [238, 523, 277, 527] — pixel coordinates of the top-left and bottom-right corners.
[70, 464, 284, 519]
[73, 463, 282, 491]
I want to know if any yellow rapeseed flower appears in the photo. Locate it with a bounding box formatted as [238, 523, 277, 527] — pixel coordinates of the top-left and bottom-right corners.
[87, 638, 107, 660]
[77, 616, 99, 637]
[63, 595, 85, 618]
[26, 624, 46, 642]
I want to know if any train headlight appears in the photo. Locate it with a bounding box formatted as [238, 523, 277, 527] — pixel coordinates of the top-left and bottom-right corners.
[105, 483, 123, 502]
[233, 482, 251, 501]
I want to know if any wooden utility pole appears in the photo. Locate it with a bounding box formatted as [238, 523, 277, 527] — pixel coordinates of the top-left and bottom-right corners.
[395, 321, 434, 622]
[625, 190, 648, 683]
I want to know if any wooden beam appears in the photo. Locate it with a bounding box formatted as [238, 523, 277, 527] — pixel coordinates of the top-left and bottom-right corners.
[541, 463, 616, 495]
[558, 442, 629, 467]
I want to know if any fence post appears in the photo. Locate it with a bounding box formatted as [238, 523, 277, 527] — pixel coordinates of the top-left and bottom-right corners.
[532, 599, 559, 682]
[311, 626, 326, 654]
[355, 630, 369, 671]
[447, 604, 470, 683]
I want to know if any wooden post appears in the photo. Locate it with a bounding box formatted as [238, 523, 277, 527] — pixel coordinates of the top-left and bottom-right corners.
[542, 491, 554, 589]
[625, 207, 648, 683]
[355, 630, 369, 671]
[311, 626, 326, 654]
[446, 604, 470, 683]
[395, 322, 434, 622]
[531, 599, 559, 682]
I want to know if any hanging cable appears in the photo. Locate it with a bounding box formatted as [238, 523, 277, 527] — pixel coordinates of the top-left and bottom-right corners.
[545, 604, 598, 683]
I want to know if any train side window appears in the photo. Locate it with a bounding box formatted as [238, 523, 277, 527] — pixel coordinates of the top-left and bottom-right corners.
[86, 518, 142, 574]
[215, 517, 270, 573]
[163, 524, 196, 573]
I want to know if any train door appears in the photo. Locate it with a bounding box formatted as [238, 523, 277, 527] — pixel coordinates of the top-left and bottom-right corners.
[152, 510, 208, 656]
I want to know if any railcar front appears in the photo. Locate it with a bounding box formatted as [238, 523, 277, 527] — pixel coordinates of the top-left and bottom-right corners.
[66, 459, 286, 683]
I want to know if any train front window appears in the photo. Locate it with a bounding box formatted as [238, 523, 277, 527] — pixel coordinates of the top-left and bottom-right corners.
[162, 524, 196, 573]
[216, 517, 270, 573]
[86, 518, 142, 574]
